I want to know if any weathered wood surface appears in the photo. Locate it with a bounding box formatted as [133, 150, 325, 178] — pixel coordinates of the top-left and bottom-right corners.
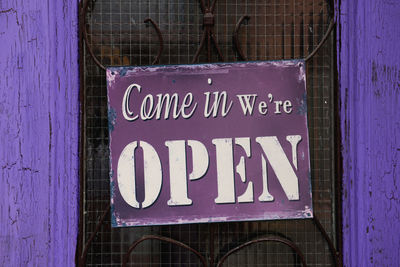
[0, 0, 79, 266]
[339, 0, 400, 266]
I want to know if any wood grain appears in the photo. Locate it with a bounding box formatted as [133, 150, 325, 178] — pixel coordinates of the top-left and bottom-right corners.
[339, 0, 400, 265]
[0, 0, 79, 265]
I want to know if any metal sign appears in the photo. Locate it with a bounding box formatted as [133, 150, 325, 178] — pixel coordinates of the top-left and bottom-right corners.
[107, 60, 312, 227]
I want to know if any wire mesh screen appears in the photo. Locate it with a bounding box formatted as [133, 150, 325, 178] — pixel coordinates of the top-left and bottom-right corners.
[81, 0, 337, 266]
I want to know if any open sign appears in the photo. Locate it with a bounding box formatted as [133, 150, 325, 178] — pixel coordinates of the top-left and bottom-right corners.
[107, 60, 312, 227]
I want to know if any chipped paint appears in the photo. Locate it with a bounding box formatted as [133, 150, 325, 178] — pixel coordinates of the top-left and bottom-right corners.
[339, 0, 400, 265]
[106, 68, 117, 87]
[296, 92, 307, 115]
[108, 59, 305, 77]
[0, 1, 79, 265]
[297, 61, 306, 82]
[110, 204, 118, 226]
[107, 107, 117, 132]
[111, 210, 314, 228]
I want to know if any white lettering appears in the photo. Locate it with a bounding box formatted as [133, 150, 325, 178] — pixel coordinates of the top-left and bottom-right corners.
[117, 135, 303, 208]
[286, 135, 302, 170]
[283, 100, 293, 114]
[154, 93, 179, 119]
[181, 93, 198, 119]
[258, 155, 274, 202]
[258, 101, 268, 115]
[122, 84, 141, 121]
[165, 140, 209, 206]
[256, 136, 300, 200]
[141, 94, 154, 120]
[204, 91, 233, 118]
[165, 140, 193, 206]
[117, 141, 162, 209]
[274, 100, 283, 114]
[236, 94, 258, 116]
[235, 137, 254, 203]
[213, 138, 235, 204]
[187, 140, 209, 180]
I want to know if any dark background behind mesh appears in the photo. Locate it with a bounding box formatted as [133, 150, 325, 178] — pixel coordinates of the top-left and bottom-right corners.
[82, 0, 336, 265]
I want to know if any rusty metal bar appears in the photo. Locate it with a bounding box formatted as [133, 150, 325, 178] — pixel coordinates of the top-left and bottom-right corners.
[232, 17, 336, 62]
[82, 0, 106, 71]
[78, 204, 111, 267]
[199, 0, 206, 13]
[122, 235, 208, 267]
[83, 1, 164, 70]
[192, 0, 224, 63]
[210, 29, 224, 61]
[216, 235, 308, 267]
[192, 31, 207, 63]
[313, 215, 341, 266]
[144, 18, 164, 65]
[233, 15, 250, 61]
[210, 0, 218, 13]
[305, 18, 336, 62]
[207, 30, 212, 62]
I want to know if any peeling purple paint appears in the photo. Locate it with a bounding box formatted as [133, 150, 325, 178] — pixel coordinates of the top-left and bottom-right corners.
[295, 92, 308, 116]
[108, 107, 117, 132]
[0, 0, 79, 266]
[339, 0, 400, 266]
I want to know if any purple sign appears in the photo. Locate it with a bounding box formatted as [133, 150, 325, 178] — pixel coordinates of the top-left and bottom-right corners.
[107, 60, 312, 227]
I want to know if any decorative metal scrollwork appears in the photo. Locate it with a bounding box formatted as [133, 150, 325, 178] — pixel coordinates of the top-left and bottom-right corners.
[79, 0, 341, 266]
[83, 0, 336, 69]
[78, 205, 341, 266]
[82, 1, 163, 70]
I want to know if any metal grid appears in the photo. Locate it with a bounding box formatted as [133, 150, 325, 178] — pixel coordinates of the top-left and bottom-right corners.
[82, 0, 337, 266]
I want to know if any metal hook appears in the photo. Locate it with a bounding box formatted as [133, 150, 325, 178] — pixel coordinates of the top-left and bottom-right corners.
[82, 0, 106, 70]
[78, 204, 111, 266]
[233, 15, 250, 61]
[232, 0, 335, 62]
[83, 0, 164, 69]
[144, 18, 164, 65]
[304, 18, 335, 62]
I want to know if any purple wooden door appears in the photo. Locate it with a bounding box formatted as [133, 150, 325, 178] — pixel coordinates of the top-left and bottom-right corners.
[0, 0, 79, 266]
